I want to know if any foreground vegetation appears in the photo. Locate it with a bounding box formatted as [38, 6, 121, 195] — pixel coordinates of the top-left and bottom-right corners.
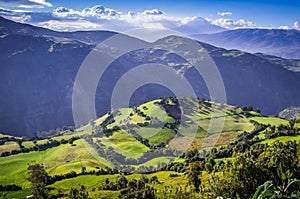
[0, 97, 299, 198]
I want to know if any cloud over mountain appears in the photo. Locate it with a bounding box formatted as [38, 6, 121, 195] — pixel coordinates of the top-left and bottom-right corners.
[0, 5, 227, 34]
[209, 18, 255, 29]
[293, 21, 300, 30]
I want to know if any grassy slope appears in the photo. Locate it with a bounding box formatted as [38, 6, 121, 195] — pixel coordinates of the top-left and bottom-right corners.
[98, 98, 257, 149]
[259, 135, 300, 144]
[101, 130, 149, 159]
[0, 141, 20, 153]
[147, 128, 176, 145]
[250, 116, 289, 126]
[1, 98, 300, 198]
[47, 171, 183, 197]
[0, 139, 110, 187]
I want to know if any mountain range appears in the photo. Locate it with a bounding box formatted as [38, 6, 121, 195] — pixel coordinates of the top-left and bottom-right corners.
[191, 29, 300, 59]
[1, 16, 300, 136]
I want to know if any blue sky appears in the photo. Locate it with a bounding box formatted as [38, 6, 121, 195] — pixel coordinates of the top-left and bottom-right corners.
[0, 0, 299, 32]
[23, 0, 300, 26]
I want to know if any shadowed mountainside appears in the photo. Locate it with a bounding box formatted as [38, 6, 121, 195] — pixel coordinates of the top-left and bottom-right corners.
[1, 17, 300, 136]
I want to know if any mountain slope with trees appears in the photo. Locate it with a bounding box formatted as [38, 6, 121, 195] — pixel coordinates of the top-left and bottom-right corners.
[1, 17, 300, 136]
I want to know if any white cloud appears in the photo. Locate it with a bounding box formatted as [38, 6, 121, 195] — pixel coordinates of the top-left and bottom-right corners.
[39, 20, 104, 31]
[0, 5, 231, 33]
[293, 21, 300, 30]
[217, 12, 232, 17]
[29, 0, 51, 7]
[52, 7, 81, 19]
[210, 18, 255, 29]
[1, 4, 298, 34]
[53, 7, 70, 13]
[82, 5, 120, 17]
[278, 25, 289, 30]
[0, 0, 52, 8]
[10, 13, 31, 22]
[47, 6, 172, 31]
[141, 9, 164, 15]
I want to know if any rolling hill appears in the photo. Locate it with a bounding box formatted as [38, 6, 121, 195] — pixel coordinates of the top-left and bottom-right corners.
[0, 97, 299, 198]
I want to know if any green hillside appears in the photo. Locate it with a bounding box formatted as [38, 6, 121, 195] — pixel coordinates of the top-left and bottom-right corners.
[0, 97, 299, 198]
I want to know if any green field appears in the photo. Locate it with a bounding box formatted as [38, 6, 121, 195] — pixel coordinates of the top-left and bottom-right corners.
[101, 130, 149, 159]
[51, 171, 179, 188]
[0, 141, 20, 153]
[259, 135, 300, 144]
[250, 116, 289, 126]
[138, 156, 173, 167]
[0, 139, 110, 187]
[0, 98, 299, 198]
[147, 128, 176, 145]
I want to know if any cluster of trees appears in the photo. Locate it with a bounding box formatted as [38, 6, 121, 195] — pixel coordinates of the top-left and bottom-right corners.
[48, 165, 118, 185]
[199, 141, 300, 198]
[27, 162, 50, 199]
[23, 139, 299, 199]
[0, 136, 80, 157]
[264, 120, 299, 139]
[133, 107, 148, 118]
[67, 185, 89, 199]
[100, 110, 118, 127]
[159, 141, 300, 199]
[118, 175, 157, 199]
[98, 174, 158, 198]
[93, 125, 121, 137]
[0, 184, 22, 191]
[0, 136, 20, 145]
[27, 162, 91, 199]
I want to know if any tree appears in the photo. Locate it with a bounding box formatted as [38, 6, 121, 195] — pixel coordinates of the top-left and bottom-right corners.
[149, 176, 159, 184]
[186, 161, 202, 192]
[289, 119, 296, 130]
[116, 175, 128, 189]
[119, 178, 156, 199]
[205, 158, 216, 173]
[81, 166, 87, 174]
[27, 162, 49, 199]
[68, 185, 89, 199]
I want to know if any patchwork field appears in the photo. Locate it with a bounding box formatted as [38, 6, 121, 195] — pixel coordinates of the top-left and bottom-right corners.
[0, 98, 299, 198]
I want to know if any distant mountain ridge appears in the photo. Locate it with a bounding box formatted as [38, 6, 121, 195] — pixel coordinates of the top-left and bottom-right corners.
[191, 28, 300, 59]
[1, 17, 300, 136]
[0, 16, 116, 44]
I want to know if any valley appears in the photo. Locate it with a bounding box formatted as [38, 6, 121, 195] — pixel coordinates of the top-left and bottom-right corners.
[0, 6, 300, 198]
